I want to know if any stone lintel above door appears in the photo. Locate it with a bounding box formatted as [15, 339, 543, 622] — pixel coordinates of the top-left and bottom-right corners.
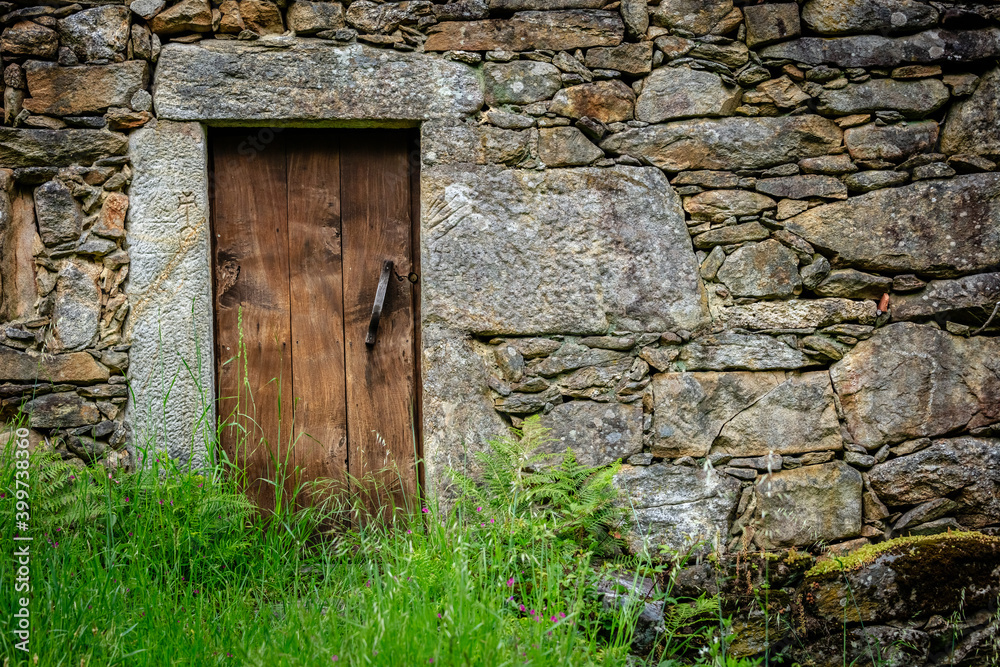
[152, 39, 484, 123]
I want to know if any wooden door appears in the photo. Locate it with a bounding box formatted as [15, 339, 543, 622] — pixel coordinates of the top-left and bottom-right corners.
[211, 129, 420, 516]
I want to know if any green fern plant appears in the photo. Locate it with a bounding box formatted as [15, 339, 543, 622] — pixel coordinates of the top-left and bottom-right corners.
[449, 415, 625, 555]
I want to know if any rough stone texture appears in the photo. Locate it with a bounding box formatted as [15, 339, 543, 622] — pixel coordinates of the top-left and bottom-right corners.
[22, 392, 100, 429]
[422, 323, 507, 498]
[24, 61, 149, 116]
[614, 462, 741, 553]
[843, 170, 909, 193]
[1, 21, 59, 59]
[651, 371, 783, 458]
[801, 0, 938, 36]
[716, 240, 801, 299]
[813, 269, 891, 299]
[754, 462, 862, 548]
[831, 322, 1000, 449]
[154, 40, 483, 121]
[536, 400, 642, 467]
[684, 190, 774, 222]
[743, 3, 800, 48]
[940, 66, 1000, 157]
[868, 437, 1000, 527]
[760, 29, 1000, 68]
[286, 1, 346, 34]
[0, 129, 128, 168]
[150, 0, 214, 35]
[52, 261, 100, 352]
[817, 78, 950, 118]
[652, 0, 733, 36]
[693, 221, 770, 249]
[783, 174, 1000, 278]
[484, 60, 561, 105]
[425, 11, 624, 52]
[601, 116, 842, 172]
[0, 347, 108, 383]
[844, 121, 939, 161]
[549, 80, 635, 123]
[125, 121, 216, 466]
[57, 6, 131, 62]
[892, 273, 1000, 320]
[726, 299, 878, 330]
[634, 66, 741, 123]
[421, 162, 708, 334]
[537, 126, 602, 167]
[33, 180, 81, 246]
[714, 372, 842, 457]
[678, 333, 820, 371]
[583, 42, 651, 76]
[755, 175, 847, 200]
[421, 120, 533, 166]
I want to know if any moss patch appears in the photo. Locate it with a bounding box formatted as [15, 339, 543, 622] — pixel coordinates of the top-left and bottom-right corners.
[806, 530, 1000, 577]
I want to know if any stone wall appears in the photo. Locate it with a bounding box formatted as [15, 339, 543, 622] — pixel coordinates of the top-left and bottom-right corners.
[1, 0, 999, 556]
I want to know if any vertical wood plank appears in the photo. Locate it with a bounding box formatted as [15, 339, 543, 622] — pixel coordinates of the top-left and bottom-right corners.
[341, 131, 418, 514]
[212, 130, 293, 512]
[286, 132, 349, 504]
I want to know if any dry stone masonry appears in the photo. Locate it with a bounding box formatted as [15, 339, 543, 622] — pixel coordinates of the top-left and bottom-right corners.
[1, 0, 999, 637]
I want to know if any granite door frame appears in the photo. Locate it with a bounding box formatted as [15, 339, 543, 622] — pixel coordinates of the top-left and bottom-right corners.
[123, 38, 487, 496]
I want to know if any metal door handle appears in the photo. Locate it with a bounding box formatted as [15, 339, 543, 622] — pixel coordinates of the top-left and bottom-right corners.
[365, 260, 393, 347]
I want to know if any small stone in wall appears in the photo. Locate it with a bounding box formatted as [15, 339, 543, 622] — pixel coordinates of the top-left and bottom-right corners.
[549, 80, 635, 123]
[620, 0, 648, 41]
[801, 0, 938, 36]
[635, 66, 741, 123]
[601, 115, 842, 172]
[692, 221, 770, 248]
[743, 2, 800, 48]
[844, 120, 939, 161]
[651, 370, 784, 458]
[130, 0, 167, 21]
[687, 40, 749, 68]
[34, 180, 82, 246]
[756, 174, 847, 200]
[0, 347, 109, 383]
[239, 0, 285, 34]
[812, 269, 892, 300]
[537, 126, 603, 167]
[286, 1, 345, 34]
[652, 0, 734, 36]
[23, 61, 149, 117]
[1, 21, 59, 59]
[52, 261, 101, 352]
[753, 461, 862, 549]
[150, 0, 215, 34]
[817, 78, 950, 118]
[726, 298, 878, 330]
[584, 43, 652, 76]
[22, 392, 100, 428]
[717, 239, 801, 300]
[714, 371, 842, 457]
[678, 332, 820, 371]
[684, 190, 775, 222]
[425, 11, 625, 52]
[843, 170, 909, 193]
[483, 61, 561, 106]
[536, 400, 642, 467]
[614, 462, 741, 554]
[754, 76, 810, 109]
[57, 6, 131, 63]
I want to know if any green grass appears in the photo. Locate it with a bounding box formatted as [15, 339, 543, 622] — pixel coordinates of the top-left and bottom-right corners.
[0, 418, 759, 667]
